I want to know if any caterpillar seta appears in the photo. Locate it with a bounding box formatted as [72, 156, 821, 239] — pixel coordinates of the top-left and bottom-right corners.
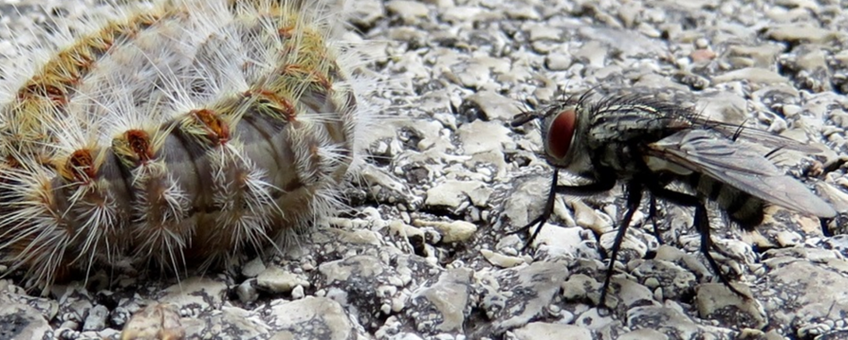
[0, 0, 378, 294]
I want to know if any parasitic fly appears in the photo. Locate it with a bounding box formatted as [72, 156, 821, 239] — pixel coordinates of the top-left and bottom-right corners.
[511, 90, 837, 307]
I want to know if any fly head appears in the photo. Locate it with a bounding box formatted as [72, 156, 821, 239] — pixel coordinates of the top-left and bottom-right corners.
[512, 96, 598, 180]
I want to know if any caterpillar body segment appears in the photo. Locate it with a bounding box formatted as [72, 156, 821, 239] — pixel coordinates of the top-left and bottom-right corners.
[0, 0, 371, 293]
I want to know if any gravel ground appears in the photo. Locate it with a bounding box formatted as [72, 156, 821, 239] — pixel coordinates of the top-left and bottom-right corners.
[3, 0, 848, 339]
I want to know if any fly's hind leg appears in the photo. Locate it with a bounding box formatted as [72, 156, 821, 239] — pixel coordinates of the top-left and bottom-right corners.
[693, 203, 749, 299]
[647, 195, 663, 245]
[647, 183, 750, 299]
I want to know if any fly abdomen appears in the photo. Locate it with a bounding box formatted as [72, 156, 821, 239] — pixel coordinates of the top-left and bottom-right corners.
[687, 173, 765, 229]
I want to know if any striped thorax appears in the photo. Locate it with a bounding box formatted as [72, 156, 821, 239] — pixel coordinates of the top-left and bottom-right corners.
[539, 94, 696, 181]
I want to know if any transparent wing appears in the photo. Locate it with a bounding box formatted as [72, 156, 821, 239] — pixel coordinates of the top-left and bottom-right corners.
[646, 129, 837, 218]
[693, 119, 823, 153]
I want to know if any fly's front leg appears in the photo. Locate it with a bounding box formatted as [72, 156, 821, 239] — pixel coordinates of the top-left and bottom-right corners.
[599, 180, 643, 309]
[511, 171, 559, 250]
[512, 170, 616, 250]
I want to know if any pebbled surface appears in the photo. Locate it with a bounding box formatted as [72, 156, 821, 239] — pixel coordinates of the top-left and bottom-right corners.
[2, 0, 848, 339]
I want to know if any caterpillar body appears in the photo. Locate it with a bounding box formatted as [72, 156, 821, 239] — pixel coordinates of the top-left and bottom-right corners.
[0, 0, 374, 293]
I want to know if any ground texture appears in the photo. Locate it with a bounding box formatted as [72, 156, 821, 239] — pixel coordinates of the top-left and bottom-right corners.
[2, 0, 848, 339]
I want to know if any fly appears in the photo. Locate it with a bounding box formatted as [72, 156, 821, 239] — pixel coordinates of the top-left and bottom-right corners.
[511, 91, 837, 307]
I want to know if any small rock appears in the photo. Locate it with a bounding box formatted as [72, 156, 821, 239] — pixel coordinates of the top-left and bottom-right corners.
[160, 277, 228, 312]
[0, 302, 51, 339]
[348, 0, 384, 28]
[761, 257, 848, 332]
[573, 200, 612, 235]
[386, 0, 429, 23]
[545, 52, 573, 71]
[82, 305, 109, 331]
[713, 67, 788, 84]
[480, 249, 527, 268]
[618, 328, 669, 340]
[181, 307, 268, 340]
[256, 266, 310, 294]
[425, 179, 493, 209]
[241, 257, 266, 278]
[630, 259, 697, 300]
[236, 279, 259, 303]
[766, 25, 842, 43]
[573, 307, 616, 330]
[696, 283, 766, 329]
[532, 225, 599, 261]
[697, 91, 748, 124]
[479, 262, 570, 333]
[689, 49, 716, 62]
[573, 41, 608, 68]
[459, 91, 522, 121]
[608, 276, 656, 311]
[407, 268, 472, 333]
[654, 245, 711, 282]
[726, 44, 784, 67]
[267, 297, 359, 340]
[318, 254, 414, 328]
[449, 61, 492, 88]
[528, 25, 564, 42]
[598, 228, 648, 264]
[512, 322, 594, 340]
[120, 303, 184, 340]
[561, 273, 601, 302]
[439, 5, 484, 23]
[627, 305, 733, 338]
[414, 219, 477, 243]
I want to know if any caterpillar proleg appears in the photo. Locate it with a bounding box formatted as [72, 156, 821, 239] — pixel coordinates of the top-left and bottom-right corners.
[0, 0, 376, 294]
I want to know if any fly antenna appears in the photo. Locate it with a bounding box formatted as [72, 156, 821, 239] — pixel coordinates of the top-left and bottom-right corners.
[511, 93, 542, 127]
[510, 110, 540, 127]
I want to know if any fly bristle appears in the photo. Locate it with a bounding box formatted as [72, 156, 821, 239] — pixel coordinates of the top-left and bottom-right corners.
[0, 0, 375, 293]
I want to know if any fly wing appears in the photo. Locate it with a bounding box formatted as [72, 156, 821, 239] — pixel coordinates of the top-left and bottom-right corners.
[646, 129, 837, 218]
[692, 119, 823, 153]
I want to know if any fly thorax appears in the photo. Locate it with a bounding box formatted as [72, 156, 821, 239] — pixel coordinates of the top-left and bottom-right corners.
[589, 142, 638, 177]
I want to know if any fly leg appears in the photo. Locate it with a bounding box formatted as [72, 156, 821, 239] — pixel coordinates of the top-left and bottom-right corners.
[599, 180, 643, 308]
[647, 184, 749, 299]
[512, 170, 616, 251]
[693, 203, 749, 298]
[648, 174, 677, 246]
[511, 171, 559, 250]
[648, 195, 663, 245]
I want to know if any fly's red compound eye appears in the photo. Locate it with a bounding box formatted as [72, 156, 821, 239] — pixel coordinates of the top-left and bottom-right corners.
[546, 108, 576, 160]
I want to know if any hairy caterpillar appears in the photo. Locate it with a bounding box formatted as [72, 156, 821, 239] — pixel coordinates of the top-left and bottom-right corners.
[0, 0, 376, 293]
